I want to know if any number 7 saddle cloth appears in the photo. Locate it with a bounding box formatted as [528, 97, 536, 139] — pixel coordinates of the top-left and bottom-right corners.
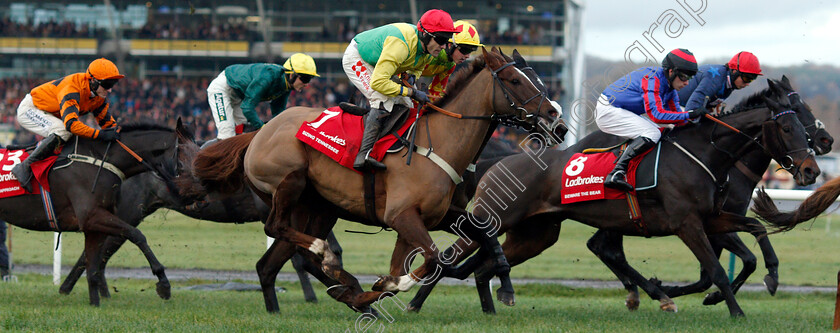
[295, 106, 422, 172]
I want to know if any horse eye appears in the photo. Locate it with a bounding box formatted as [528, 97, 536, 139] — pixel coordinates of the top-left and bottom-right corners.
[782, 126, 791, 133]
[511, 79, 520, 84]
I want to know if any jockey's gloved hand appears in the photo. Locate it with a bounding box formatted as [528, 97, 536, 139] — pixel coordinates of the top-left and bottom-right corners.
[98, 127, 120, 141]
[402, 73, 416, 86]
[411, 88, 430, 105]
[687, 108, 709, 119]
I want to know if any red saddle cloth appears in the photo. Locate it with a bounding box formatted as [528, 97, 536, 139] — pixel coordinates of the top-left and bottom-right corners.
[295, 106, 422, 171]
[560, 148, 653, 204]
[0, 149, 58, 198]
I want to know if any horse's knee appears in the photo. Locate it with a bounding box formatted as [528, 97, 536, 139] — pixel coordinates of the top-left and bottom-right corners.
[741, 254, 757, 272]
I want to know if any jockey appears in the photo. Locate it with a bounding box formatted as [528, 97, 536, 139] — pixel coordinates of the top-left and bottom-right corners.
[596, 48, 699, 192]
[206, 53, 319, 142]
[679, 51, 762, 112]
[421, 20, 483, 101]
[342, 9, 458, 171]
[12, 58, 123, 193]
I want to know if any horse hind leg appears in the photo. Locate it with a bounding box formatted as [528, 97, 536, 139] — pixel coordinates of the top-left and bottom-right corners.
[263, 170, 330, 261]
[587, 230, 676, 312]
[256, 238, 296, 313]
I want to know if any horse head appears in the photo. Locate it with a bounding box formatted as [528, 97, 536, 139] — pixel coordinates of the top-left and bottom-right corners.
[481, 46, 567, 145]
[117, 118, 205, 204]
[776, 75, 834, 155]
[760, 79, 820, 185]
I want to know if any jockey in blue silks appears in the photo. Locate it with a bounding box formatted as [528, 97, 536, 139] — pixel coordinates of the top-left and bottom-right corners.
[595, 48, 701, 192]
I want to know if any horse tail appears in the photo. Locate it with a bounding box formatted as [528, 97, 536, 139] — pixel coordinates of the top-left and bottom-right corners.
[752, 177, 840, 233]
[193, 132, 258, 193]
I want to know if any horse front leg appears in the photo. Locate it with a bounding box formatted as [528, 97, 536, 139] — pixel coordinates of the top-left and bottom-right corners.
[83, 208, 170, 300]
[407, 237, 481, 312]
[677, 221, 744, 317]
[372, 210, 442, 294]
[701, 233, 756, 305]
[82, 232, 106, 306]
[587, 230, 676, 312]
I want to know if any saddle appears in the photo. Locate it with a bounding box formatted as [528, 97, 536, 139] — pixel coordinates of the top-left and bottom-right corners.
[295, 104, 421, 171]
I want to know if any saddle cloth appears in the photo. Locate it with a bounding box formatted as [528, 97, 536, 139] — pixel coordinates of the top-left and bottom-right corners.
[560, 143, 660, 204]
[295, 106, 421, 171]
[0, 149, 58, 198]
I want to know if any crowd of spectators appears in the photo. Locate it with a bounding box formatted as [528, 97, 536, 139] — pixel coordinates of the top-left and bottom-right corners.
[134, 21, 252, 41]
[0, 17, 103, 38]
[1, 16, 551, 45]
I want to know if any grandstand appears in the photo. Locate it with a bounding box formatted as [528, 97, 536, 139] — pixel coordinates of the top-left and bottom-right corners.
[0, 0, 584, 144]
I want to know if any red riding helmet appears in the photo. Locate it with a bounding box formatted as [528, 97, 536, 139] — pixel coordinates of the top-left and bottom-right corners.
[417, 9, 458, 34]
[727, 51, 763, 75]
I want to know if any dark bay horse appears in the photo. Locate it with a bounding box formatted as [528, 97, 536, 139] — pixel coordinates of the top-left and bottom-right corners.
[409, 79, 819, 317]
[0, 121, 202, 306]
[646, 75, 833, 304]
[194, 47, 567, 312]
[408, 76, 833, 313]
[56, 169, 343, 303]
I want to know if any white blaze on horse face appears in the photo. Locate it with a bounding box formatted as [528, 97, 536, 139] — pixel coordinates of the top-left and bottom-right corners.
[550, 100, 563, 115]
[513, 68, 540, 92]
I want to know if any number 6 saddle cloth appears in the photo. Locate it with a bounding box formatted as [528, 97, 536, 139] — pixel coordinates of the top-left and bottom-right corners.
[560, 143, 660, 204]
[295, 106, 422, 172]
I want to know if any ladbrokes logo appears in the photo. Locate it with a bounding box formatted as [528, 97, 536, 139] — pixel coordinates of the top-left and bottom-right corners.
[564, 175, 604, 187]
[319, 131, 346, 146]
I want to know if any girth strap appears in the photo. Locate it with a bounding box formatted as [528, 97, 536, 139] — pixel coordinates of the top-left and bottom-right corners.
[67, 154, 126, 181]
[414, 146, 463, 185]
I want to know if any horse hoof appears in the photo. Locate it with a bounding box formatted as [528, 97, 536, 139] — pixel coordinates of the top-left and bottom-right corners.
[372, 275, 398, 292]
[625, 291, 640, 311]
[59, 288, 72, 295]
[764, 274, 779, 296]
[406, 305, 421, 313]
[156, 281, 172, 300]
[496, 289, 515, 306]
[625, 299, 640, 311]
[702, 292, 724, 306]
[659, 299, 678, 312]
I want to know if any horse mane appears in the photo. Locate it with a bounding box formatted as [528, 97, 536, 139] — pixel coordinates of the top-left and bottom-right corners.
[119, 122, 174, 133]
[432, 54, 487, 108]
[718, 87, 772, 117]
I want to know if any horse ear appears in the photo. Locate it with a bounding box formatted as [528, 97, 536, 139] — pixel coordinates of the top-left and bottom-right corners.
[762, 94, 781, 110]
[177, 117, 183, 129]
[781, 75, 791, 86]
[512, 49, 526, 66]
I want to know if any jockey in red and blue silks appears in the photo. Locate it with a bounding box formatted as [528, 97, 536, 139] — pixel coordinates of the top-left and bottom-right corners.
[595, 48, 700, 192]
[679, 51, 762, 111]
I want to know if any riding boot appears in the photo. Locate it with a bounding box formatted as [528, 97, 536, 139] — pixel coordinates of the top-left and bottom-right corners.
[604, 136, 656, 192]
[11, 134, 62, 193]
[353, 107, 388, 171]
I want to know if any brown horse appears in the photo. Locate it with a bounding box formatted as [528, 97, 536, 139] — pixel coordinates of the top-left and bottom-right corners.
[408, 79, 820, 316]
[194, 47, 566, 312]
